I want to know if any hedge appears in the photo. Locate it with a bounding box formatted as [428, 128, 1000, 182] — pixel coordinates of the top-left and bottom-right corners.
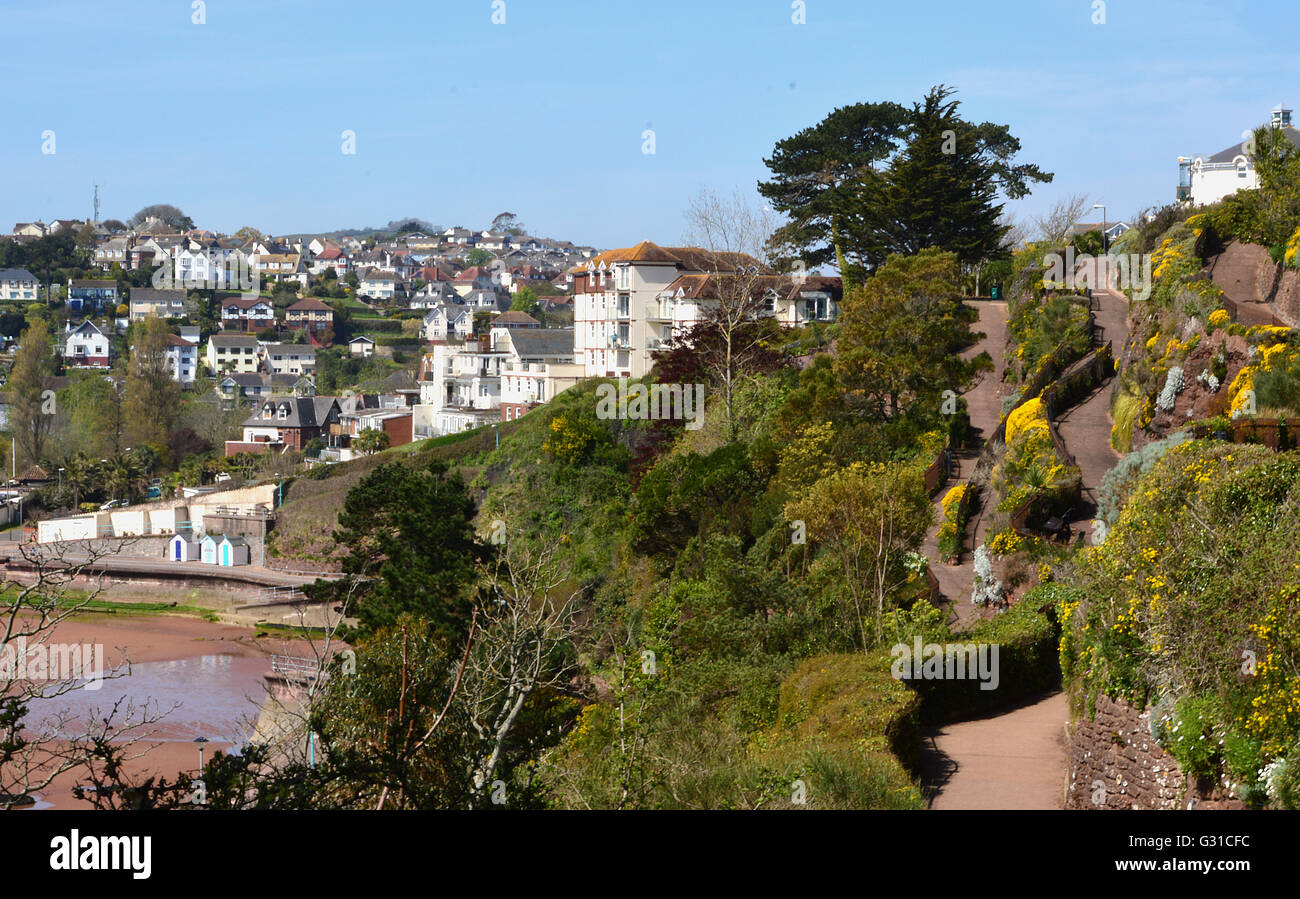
[908, 588, 1065, 724]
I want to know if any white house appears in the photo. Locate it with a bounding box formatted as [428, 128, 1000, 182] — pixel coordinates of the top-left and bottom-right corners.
[165, 333, 198, 384]
[261, 343, 316, 375]
[1179, 104, 1300, 206]
[421, 304, 474, 341]
[359, 268, 401, 300]
[349, 336, 376, 357]
[64, 320, 111, 368]
[0, 268, 39, 301]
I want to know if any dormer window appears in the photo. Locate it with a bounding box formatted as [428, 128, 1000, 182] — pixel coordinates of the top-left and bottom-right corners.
[262, 405, 272, 419]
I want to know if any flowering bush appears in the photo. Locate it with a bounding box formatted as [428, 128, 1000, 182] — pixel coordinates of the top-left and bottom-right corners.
[1060, 440, 1300, 805]
[987, 528, 1030, 556]
[1005, 396, 1049, 445]
[936, 484, 969, 559]
[1208, 308, 1231, 330]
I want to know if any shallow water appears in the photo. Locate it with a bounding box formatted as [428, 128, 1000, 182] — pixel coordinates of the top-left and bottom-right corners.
[25, 652, 271, 744]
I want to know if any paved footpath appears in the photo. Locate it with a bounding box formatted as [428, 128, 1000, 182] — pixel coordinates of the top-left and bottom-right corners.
[922, 299, 1008, 626]
[922, 691, 1069, 809]
[1052, 285, 1128, 529]
[922, 284, 1129, 811]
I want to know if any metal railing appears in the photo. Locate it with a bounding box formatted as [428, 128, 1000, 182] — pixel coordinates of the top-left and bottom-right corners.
[269, 654, 321, 681]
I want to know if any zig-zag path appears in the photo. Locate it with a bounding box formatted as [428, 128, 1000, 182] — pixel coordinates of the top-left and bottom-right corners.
[920, 284, 1128, 810]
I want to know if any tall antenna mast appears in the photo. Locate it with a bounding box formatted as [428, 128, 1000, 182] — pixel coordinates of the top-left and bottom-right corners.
[93, 184, 100, 224]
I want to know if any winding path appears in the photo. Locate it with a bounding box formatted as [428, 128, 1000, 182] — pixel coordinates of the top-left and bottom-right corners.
[921, 283, 1130, 810]
[921, 299, 1008, 626]
[922, 692, 1068, 809]
[1052, 285, 1128, 531]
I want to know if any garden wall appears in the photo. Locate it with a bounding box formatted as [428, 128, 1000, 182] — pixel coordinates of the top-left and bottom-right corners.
[1065, 694, 1246, 810]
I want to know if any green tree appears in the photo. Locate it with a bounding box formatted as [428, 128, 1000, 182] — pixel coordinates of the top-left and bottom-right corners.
[833, 248, 990, 429]
[129, 204, 194, 231]
[466, 248, 494, 267]
[759, 99, 910, 282]
[761, 85, 1051, 281]
[123, 316, 181, 448]
[312, 460, 489, 641]
[509, 286, 540, 317]
[62, 375, 125, 460]
[786, 460, 932, 648]
[9, 319, 55, 469]
[352, 429, 391, 456]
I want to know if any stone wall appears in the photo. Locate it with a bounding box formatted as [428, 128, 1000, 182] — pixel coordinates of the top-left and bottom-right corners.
[1065, 693, 1245, 810]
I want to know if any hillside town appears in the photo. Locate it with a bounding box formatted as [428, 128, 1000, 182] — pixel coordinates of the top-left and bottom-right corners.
[5, 5, 1300, 882]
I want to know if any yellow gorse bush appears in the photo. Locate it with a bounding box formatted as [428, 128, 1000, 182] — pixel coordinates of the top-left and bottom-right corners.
[1005, 396, 1049, 445]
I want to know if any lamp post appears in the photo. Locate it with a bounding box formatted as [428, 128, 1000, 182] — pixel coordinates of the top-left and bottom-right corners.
[194, 736, 208, 772]
[1092, 203, 1108, 254]
[58, 467, 64, 493]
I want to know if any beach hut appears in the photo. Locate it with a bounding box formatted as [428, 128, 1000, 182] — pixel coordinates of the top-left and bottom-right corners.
[218, 535, 251, 567]
[200, 534, 221, 565]
[169, 533, 201, 561]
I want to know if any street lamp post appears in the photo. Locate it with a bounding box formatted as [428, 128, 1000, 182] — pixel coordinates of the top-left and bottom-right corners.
[194, 736, 209, 772]
[1093, 203, 1108, 254]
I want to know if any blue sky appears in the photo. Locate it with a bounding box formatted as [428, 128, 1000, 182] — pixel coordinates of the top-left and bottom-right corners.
[1, 0, 1295, 248]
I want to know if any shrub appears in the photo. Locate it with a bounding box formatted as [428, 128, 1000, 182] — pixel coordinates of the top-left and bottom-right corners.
[1096, 431, 1191, 525]
[971, 545, 1004, 607]
[1155, 366, 1184, 412]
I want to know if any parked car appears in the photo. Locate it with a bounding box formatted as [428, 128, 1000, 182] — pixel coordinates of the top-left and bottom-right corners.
[99, 499, 130, 510]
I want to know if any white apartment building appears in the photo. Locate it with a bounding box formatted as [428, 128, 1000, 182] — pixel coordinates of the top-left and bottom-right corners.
[412, 328, 578, 436]
[571, 242, 840, 379]
[415, 338, 507, 436]
[492, 327, 582, 422]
